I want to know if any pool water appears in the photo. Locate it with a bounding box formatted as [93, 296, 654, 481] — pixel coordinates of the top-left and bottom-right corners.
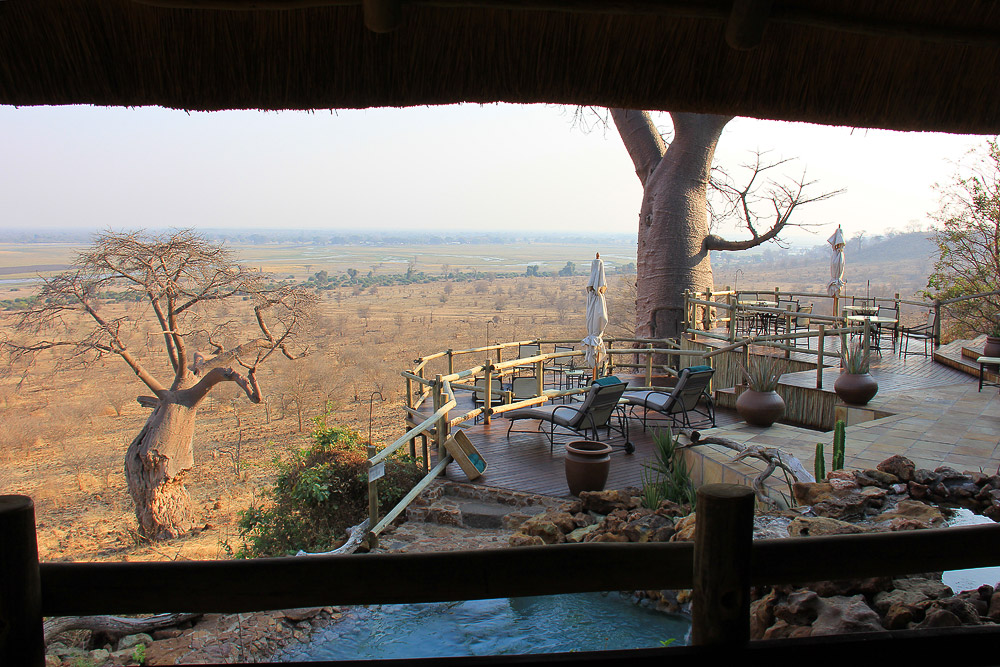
[276, 593, 690, 661]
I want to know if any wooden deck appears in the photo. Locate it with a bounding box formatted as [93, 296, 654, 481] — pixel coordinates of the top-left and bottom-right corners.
[410, 334, 999, 502]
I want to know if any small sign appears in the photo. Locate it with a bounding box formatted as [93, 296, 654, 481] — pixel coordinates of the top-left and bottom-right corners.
[368, 462, 385, 482]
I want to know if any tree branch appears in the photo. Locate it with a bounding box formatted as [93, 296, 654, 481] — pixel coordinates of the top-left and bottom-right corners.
[610, 108, 666, 188]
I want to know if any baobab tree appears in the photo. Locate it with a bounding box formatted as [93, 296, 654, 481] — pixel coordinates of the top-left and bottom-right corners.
[610, 110, 841, 339]
[1, 230, 315, 539]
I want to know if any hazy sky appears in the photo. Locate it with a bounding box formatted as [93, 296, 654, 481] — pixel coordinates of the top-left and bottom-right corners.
[0, 103, 985, 246]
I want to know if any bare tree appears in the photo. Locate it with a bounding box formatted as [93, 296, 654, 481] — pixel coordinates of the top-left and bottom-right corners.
[0, 230, 315, 539]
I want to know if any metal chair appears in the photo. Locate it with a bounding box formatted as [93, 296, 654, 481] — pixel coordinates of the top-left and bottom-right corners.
[514, 343, 541, 378]
[621, 366, 716, 430]
[900, 309, 936, 358]
[504, 380, 631, 453]
[877, 304, 900, 352]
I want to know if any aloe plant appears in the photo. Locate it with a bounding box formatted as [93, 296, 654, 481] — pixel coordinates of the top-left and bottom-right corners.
[814, 442, 826, 480]
[738, 352, 787, 392]
[832, 420, 846, 470]
[842, 338, 870, 374]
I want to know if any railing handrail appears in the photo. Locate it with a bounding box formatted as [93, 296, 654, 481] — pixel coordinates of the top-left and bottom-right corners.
[28, 522, 1000, 615]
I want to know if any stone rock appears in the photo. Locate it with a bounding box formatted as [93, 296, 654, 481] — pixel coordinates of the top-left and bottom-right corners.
[117, 633, 153, 651]
[282, 607, 322, 622]
[774, 589, 821, 626]
[542, 511, 577, 534]
[565, 523, 601, 543]
[521, 516, 567, 543]
[883, 602, 919, 629]
[649, 524, 676, 542]
[762, 619, 812, 639]
[671, 513, 697, 541]
[810, 595, 888, 636]
[89, 648, 111, 663]
[792, 482, 868, 520]
[873, 499, 945, 528]
[508, 532, 545, 547]
[749, 589, 778, 639]
[988, 591, 1000, 621]
[856, 469, 899, 488]
[892, 576, 953, 599]
[44, 655, 61, 667]
[877, 455, 915, 482]
[622, 513, 671, 543]
[578, 489, 638, 514]
[921, 597, 982, 625]
[914, 607, 962, 628]
[152, 628, 184, 640]
[501, 511, 531, 530]
[787, 516, 865, 537]
[589, 532, 629, 542]
[874, 588, 934, 615]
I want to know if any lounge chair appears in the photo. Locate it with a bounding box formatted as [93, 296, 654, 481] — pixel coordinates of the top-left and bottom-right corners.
[622, 366, 716, 430]
[504, 379, 632, 453]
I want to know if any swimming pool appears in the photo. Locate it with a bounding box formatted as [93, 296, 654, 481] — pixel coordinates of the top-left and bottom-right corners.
[276, 592, 690, 661]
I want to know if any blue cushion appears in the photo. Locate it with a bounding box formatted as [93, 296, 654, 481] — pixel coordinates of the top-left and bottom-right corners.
[593, 375, 622, 386]
[686, 365, 713, 374]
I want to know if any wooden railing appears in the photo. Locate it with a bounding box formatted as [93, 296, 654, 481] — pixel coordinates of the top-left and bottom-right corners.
[6, 487, 1000, 665]
[683, 287, 940, 347]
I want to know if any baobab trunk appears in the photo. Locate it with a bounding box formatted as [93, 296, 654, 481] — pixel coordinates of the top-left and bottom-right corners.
[124, 400, 198, 539]
[636, 114, 729, 339]
[612, 110, 732, 340]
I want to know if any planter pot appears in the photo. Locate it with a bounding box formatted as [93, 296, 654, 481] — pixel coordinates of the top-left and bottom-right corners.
[834, 372, 879, 406]
[564, 440, 612, 496]
[736, 389, 785, 427]
[985, 336, 1000, 359]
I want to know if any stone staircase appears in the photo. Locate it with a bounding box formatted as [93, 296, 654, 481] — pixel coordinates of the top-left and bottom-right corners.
[405, 481, 563, 529]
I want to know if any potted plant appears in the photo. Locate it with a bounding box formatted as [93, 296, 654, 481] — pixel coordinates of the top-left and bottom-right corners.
[984, 320, 1000, 358]
[735, 352, 787, 427]
[834, 338, 878, 405]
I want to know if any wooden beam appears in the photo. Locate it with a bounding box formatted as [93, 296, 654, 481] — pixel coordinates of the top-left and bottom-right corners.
[726, 0, 771, 51]
[364, 0, 403, 32]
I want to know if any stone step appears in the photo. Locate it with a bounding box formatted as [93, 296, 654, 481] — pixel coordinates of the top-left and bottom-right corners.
[405, 481, 559, 529]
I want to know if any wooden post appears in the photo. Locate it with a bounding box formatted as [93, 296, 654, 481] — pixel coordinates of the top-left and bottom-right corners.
[691, 484, 755, 647]
[683, 290, 690, 330]
[484, 363, 493, 425]
[405, 375, 415, 458]
[366, 445, 379, 550]
[702, 294, 711, 331]
[535, 360, 544, 396]
[0, 495, 44, 667]
[817, 324, 826, 389]
[447, 349, 454, 375]
[432, 375, 445, 459]
[933, 300, 942, 348]
[728, 296, 737, 343]
[645, 344, 653, 386]
[863, 317, 871, 355]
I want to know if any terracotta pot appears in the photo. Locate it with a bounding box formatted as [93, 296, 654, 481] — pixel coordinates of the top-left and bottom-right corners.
[984, 336, 1000, 359]
[834, 371, 879, 406]
[736, 389, 785, 427]
[564, 440, 612, 496]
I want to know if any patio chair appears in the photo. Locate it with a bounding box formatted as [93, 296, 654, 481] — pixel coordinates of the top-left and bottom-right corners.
[789, 304, 813, 347]
[504, 379, 631, 453]
[550, 344, 576, 387]
[514, 343, 541, 378]
[472, 375, 504, 423]
[900, 309, 937, 358]
[877, 304, 900, 352]
[511, 376, 540, 401]
[621, 366, 716, 430]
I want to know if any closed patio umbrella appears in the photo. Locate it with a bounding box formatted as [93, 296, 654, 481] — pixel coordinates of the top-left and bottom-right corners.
[582, 253, 608, 379]
[827, 226, 846, 316]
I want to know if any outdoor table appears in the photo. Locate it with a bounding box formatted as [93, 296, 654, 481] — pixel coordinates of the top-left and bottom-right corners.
[736, 301, 777, 335]
[846, 315, 898, 355]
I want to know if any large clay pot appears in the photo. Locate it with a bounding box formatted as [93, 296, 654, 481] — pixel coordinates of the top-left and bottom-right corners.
[564, 440, 612, 496]
[834, 372, 879, 405]
[736, 389, 785, 427]
[984, 336, 1000, 359]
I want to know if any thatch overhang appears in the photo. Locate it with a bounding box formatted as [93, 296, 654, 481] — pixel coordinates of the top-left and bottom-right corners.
[1, 1, 999, 133]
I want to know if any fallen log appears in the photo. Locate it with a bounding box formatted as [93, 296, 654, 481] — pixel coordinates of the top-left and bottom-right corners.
[44, 612, 200, 645]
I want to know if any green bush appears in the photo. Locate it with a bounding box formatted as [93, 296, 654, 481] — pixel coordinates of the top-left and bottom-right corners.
[236, 418, 424, 557]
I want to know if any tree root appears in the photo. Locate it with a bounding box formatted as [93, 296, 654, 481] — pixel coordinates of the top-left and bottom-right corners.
[678, 429, 815, 507]
[295, 518, 371, 557]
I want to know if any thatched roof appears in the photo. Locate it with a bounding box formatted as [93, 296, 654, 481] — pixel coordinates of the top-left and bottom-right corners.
[2, 1, 999, 133]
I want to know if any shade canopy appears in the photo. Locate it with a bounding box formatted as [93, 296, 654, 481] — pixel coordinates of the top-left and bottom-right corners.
[2, 1, 1000, 134]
